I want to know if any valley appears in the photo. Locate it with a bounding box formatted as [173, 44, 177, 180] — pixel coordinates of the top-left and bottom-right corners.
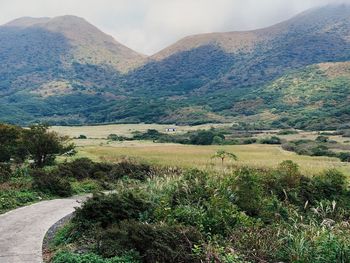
[1, 2, 350, 263]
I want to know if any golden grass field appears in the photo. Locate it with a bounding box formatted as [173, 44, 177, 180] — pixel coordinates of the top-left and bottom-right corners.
[53, 124, 350, 176]
[71, 140, 350, 176]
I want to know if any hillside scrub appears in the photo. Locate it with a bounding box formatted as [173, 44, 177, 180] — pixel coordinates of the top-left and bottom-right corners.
[282, 138, 350, 163]
[49, 161, 350, 263]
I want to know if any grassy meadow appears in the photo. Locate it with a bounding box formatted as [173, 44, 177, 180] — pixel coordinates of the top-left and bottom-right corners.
[52, 124, 350, 177]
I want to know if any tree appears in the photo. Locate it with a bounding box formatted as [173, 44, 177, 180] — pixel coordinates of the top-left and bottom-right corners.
[23, 124, 74, 167]
[212, 150, 238, 166]
[190, 130, 216, 145]
[0, 123, 26, 163]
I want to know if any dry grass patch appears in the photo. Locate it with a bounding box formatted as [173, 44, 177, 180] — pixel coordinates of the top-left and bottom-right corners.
[76, 143, 350, 176]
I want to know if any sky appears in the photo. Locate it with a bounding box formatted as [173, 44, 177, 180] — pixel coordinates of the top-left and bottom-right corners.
[0, 0, 349, 55]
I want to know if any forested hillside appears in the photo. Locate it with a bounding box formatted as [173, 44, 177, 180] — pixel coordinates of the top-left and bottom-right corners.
[0, 4, 349, 129]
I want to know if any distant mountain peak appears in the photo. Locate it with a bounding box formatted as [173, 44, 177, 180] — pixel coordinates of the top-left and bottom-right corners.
[2, 15, 146, 72]
[4, 17, 51, 27]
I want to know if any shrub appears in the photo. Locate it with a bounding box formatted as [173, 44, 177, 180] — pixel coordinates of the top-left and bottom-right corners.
[0, 163, 12, 183]
[52, 251, 140, 263]
[313, 169, 347, 200]
[260, 136, 282, 144]
[31, 169, 72, 197]
[190, 130, 216, 145]
[234, 168, 263, 216]
[77, 135, 87, 139]
[277, 130, 299, 135]
[58, 158, 96, 180]
[71, 179, 102, 194]
[98, 220, 202, 263]
[310, 145, 336, 157]
[133, 129, 162, 140]
[338, 152, 350, 162]
[109, 161, 152, 181]
[73, 192, 151, 230]
[107, 134, 124, 141]
[315, 135, 329, 143]
[277, 160, 302, 189]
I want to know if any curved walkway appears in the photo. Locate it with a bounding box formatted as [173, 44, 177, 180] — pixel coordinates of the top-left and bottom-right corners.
[0, 196, 88, 263]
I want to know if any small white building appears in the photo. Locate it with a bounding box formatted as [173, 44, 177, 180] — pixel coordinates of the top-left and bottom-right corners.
[165, 128, 177, 132]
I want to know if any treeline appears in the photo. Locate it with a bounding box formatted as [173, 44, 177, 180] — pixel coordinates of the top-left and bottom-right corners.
[119, 128, 283, 146]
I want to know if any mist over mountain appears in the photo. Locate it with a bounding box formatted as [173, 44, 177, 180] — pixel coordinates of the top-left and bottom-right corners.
[0, 4, 349, 129]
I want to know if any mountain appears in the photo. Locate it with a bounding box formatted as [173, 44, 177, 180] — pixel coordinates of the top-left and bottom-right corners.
[2, 15, 146, 72]
[0, 5, 350, 128]
[0, 15, 145, 99]
[245, 61, 350, 130]
[129, 4, 349, 94]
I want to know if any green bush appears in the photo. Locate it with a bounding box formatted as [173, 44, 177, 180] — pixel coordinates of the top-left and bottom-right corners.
[315, 135, 329, 143]
[73, 192, 151, 230]
[53, 251, 140, 263]
[0, 190, 41, 213]
[313, 169, 347, 200]
[260, 136, 282, 144]
[109, 161, 152, 181]
[234, 168, 263, 216]
[58, 158, 97, 180]
[338, 152, 350, 162]
[98, 220, 202, 263]
[31, 169, 72, 197]
[71, 179, 102, 194]
[190, 130, 216, 145]
[277, 130, 299, 135]
[0, 163, 12, 183]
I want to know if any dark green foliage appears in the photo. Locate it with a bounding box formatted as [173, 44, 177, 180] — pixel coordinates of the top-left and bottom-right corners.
[109, 161, 152, 181]
[23, 124, 74, 167]
[338, 152, 350, 162]
[73, 192, 151, 230]
[53, 251, 140, 263]
[190, 130, 217, 145]
[133, 129, 162, 140]
[0, 189, 43, 213]
[0, 163, 12, 183]
[78, 135, 87, 139]
[313, 169, 347, 200]
[107, 134, 125, 141]
[98, 220, 202, 263]
[234, 168, 263, 216]
[260, 136, 282, 145]
[316, 135, 329, 143]
[277, 130, 299, 135]
[58, 158, 98, 180]
[31, 169, 72, 197]
[0, 123, 25, 162]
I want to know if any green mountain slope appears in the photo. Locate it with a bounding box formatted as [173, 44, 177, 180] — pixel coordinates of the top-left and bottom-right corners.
[251, 62, 350, 130]
[0, 5, 349, 127]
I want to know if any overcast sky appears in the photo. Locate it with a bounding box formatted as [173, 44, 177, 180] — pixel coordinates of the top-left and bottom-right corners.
[0, 0, 349, 55]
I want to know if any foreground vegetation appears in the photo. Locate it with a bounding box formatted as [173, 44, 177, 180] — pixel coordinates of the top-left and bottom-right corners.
[48, 159, 350, 263]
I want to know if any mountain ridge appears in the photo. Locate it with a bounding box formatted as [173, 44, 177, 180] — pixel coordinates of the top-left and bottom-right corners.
[0, 5, 349, 129]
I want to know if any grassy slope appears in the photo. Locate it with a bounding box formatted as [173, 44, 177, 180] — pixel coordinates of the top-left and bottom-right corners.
[247, 62, 350, 129]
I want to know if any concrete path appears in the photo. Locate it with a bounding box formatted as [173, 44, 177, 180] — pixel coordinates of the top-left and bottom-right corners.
[0, 196, 87, 263]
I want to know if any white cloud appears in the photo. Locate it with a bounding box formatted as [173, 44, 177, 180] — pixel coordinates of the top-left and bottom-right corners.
[0, 0, 349, 54]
